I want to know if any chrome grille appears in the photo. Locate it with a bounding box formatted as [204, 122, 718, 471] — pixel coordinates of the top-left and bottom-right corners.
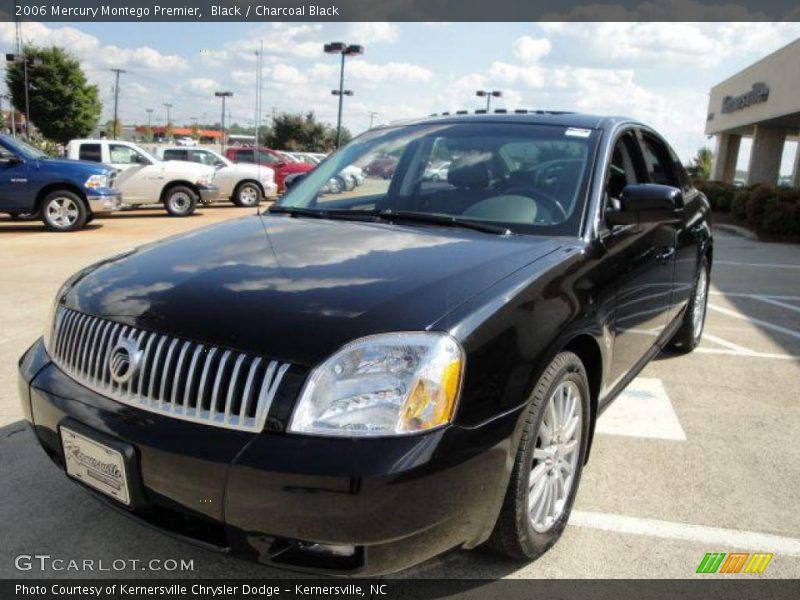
[50, 307, 290, 433]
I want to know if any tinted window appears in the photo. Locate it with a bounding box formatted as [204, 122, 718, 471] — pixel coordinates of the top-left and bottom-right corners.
[640, 133, 678, 187]
[163, 149, 188, 161]
[79, 143, 102, 162]
[191, 150, 221, 166]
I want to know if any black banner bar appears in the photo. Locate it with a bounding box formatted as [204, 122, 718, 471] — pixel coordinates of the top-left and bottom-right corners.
[4, 580, 800, 600]
[1, 0, 799, 22]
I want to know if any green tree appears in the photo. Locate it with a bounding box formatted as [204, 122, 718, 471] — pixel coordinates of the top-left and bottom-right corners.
[5, 45, 101, 144]
[105, 119, 122, 139]
[263, 112, 349, 152]
[688, 146, 714, 182]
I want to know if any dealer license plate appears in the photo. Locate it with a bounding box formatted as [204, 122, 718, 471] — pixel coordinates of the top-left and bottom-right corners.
[60, 427, 130, 505]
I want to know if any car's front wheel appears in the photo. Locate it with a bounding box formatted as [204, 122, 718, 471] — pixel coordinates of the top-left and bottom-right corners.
[164, 186, 197, 217]
[668, 256, 710, 353]
[233, 182, 262, 207]
[487, 351, 590, 561]
[41, 191, 88, 232]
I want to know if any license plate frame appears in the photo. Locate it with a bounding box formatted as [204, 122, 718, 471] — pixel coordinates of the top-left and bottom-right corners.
[60, 426, 131, 506]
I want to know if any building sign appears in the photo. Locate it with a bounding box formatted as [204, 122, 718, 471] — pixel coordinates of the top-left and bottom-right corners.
[721, 82, 769, 114]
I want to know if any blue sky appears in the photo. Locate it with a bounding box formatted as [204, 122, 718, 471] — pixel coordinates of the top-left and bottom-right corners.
[2, 21, 799, 169]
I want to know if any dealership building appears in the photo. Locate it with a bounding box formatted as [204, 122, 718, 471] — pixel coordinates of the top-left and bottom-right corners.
[706, 38, 800, 186]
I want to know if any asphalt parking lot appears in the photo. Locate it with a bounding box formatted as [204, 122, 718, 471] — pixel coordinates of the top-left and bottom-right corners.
[1, 209, 798, 579]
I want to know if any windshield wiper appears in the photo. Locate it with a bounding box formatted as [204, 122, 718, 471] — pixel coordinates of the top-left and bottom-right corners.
[379, 210, 512, 235]
[268, 206, 511, 235]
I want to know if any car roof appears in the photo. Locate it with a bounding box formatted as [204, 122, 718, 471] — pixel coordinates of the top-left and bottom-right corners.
[380, 111, 643, 131]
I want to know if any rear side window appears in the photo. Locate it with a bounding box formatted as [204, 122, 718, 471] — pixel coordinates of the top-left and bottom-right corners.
[163, 149, 188, 161]
[79, 144, 102, 162]
[640, 133, 678, 187]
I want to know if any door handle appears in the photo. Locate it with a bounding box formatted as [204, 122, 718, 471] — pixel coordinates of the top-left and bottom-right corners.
[655, 247, 675, 262]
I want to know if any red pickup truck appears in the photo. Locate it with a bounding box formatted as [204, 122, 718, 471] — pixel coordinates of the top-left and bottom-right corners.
[225, 147, 314, 192]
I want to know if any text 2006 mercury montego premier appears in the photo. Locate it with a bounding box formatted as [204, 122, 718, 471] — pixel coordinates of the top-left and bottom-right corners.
[18, 112, 712, 575]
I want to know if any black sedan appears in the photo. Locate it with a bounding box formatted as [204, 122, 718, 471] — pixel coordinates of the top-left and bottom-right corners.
[18, 112, 711, 575]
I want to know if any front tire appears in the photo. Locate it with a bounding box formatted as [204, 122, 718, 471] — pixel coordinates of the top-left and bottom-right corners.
[487, 351, 590, 561]
[41, 191, 88, 232]
[668, 257, 709, 353]
[164, 186, 197, 217]
[233, 182, 262, 207]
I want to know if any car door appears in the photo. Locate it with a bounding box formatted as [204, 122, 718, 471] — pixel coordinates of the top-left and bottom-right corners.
[108, 143, 159, 203]
[600, 130, 677, 386]
[0, 143, 30, 211]
[192, 149, 232, 196]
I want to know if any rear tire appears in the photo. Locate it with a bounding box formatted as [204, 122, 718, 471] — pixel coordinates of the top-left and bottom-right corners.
[41, 191, 88, 232]
[164, 186, 197, 217]
[233, 182, 262, 207]
[487, 351, 590, 561]
[668, 257, 709, 353]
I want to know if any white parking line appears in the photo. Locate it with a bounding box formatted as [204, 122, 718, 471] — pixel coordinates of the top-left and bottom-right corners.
[703, 333, 755, 354]
[709, 291, 800, 301]
[695, 348, 800, 361]
[754, 295, 800, 315]
[707, 303, 800, 341]
[596, 378, 685, 441]
[570, 511, 800, 555]
[716, 261, 800, 269]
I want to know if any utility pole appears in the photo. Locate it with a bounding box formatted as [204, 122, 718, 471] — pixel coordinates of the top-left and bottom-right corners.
[110, 68, 126, 139]
[5, 53, 41, 140]
[369, 111, 378, 129]
[254, 41, 263, 151]
[145, 108, 153, 140]
[162, 103, 173, 140]
[215, 91, 233, 152]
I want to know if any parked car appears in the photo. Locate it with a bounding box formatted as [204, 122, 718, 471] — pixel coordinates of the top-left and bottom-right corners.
[66, 139, 219, 216]
[364, 155, 398, 179]
[225, 146, 313, 192]
[289, 152, 365, 190]
[19, 113, 711, 576]
[0, 134, 121, 231]
[423, 160, 451, 182]
[175, 136, 197, 147]
[157, 147, 278, 206]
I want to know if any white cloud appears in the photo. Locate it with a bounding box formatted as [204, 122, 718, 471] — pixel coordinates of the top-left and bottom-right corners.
[513, 36, 551, 62]
[312, 60, 433, 84]
[346, 22, 400, 44]
[270, 64, 308, 85]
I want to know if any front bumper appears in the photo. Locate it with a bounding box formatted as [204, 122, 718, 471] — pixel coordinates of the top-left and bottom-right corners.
[198, 185, 221, 203]
[86, 190, 122, 214]
[18, 338, 519, 576]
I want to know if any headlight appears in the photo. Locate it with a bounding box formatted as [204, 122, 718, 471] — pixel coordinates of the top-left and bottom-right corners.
[288, 332, 464, 437]
[197, 174, 214, 187]
[84, 174, 108, 189]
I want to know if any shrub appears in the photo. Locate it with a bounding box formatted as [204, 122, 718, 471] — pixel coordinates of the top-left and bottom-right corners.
[699, 181, 800, 239]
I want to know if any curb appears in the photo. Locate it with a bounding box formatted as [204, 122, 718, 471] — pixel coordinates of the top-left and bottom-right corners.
[714, 223, 759, 241]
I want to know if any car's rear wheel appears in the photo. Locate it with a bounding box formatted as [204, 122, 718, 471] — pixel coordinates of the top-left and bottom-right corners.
[41, 191, 88, 232]
[487, 351, 590, 560]
[164, 186, 197, 217]
[233, 182, 262, 207]
[668, 257, 709, 353]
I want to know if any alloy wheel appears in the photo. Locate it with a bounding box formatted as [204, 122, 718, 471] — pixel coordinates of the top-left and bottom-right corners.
[692, 267, 708, 339]
[46, 197, 80, 229]
[528, 380, 582, 533]
[239, 185, 259, 206]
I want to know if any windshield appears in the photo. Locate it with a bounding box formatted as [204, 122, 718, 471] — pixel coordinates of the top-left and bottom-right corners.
[2, 136, 48, 159]
[279, 122, 598, 236]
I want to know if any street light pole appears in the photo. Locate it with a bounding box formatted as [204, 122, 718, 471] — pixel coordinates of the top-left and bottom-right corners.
[110, 68, 126, 139]
[476, 90, 503, 112]
[6, 53, 41, 140]
[368, 111, 378, 129]
[145, 108, 153, 140]
[324, 42, 364, 149]
[215, 91, 233, 152]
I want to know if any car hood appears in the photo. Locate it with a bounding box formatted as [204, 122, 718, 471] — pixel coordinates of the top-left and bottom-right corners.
[155, 160, 214, 177]
[40, 157, 113, 175]
[225, 163, 274, 179]
[64, 216, 561, 366]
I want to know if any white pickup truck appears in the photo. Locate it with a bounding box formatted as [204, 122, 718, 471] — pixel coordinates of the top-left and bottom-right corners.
[66, 139, 220, 216]
[156, 146, 278, 206]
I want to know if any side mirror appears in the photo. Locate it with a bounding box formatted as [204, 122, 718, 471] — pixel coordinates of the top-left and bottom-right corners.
[606, 184, 683, 227]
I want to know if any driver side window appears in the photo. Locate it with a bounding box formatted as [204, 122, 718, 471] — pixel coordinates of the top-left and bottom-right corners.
[605, 133, 645, 215]
[109, 144, 142, 165]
